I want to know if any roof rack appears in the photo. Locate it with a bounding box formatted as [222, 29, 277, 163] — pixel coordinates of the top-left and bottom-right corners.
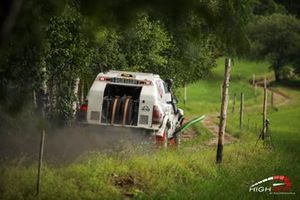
[108, 70, 156, 76]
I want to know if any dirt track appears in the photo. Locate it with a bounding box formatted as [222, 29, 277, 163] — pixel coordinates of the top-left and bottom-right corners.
[0, 78, 291, 164]
[203, 114, 238, 146]
[0, 125, 154, 165]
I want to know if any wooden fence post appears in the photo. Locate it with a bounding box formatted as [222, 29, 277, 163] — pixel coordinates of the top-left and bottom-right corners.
[36, 129, 45, 195]
[271, 91, 274, 109]
[216, 58, 232, 164]
[252, 74, 255, 87]
[239, 92, 244, 129]
[232, 93, 236, 114]
[184, 84, 187, 105]
[262, 77, 268, 140]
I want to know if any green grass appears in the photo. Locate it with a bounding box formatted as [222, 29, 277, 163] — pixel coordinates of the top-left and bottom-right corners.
[177, 58, 270, 115]
[214, 58, 271, 79]
[1, 58, 300, 200]
[0, 145, 285, 200]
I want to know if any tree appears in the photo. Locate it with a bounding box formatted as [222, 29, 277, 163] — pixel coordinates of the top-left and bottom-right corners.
[0, 0, 256, 124]
[247, 14, 300, 81]
[45, 3, 91, 123]
[0, 0, 48, 114]
[119, 12, 218, 87]
[168, 13, 217, 86]
[275, 0, 300, 17]
[253, 0, 286, 16]
[79, 0, 253, 56]
[91, 28, 127, 74]
[121, 13, 173, 77]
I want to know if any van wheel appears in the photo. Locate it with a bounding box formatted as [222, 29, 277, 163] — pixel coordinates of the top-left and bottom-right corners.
[125, 99, 134, 125]
[155, 128, 168, 149]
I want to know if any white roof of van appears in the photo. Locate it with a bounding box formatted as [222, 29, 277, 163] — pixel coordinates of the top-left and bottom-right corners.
[98, 70, 160, 80]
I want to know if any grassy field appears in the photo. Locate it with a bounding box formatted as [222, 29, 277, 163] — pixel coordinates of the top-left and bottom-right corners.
[177, 58, 271, 114]
[1, 58, 300, 200]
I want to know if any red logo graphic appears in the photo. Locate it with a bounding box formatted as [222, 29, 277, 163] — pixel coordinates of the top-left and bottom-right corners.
[272, 176, 291, 192]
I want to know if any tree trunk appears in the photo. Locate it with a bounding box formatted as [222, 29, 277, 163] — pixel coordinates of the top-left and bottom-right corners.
[216, 58, 232, 164]
[274, 69, 281, 82]
[36, 65, 47, 196]
[73, 77, 80, 117]
[273, 60, 282, 82]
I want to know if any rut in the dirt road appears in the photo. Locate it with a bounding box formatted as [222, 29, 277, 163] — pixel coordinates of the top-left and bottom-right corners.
[203, 114, 238, 146]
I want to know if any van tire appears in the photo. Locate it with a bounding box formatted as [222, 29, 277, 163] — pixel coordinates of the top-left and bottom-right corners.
[126, 99, 134, 125]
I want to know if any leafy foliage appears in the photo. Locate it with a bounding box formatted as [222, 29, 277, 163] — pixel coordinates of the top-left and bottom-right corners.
[169, 13, 217, 85]
[253, 0, 286, 15]
[0, 1, 46, 114]
[247, 14, 300, 81]
[91, 28, 127, 74]
[121, 14, 173, 76]
[80, 0, 254, 55]
[0, 0, 256, 123]
[45, 4, 91, 123]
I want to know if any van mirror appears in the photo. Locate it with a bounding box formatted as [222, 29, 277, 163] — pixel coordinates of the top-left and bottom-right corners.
[165, 93, 172, 103]
[165, 79, 173, 89]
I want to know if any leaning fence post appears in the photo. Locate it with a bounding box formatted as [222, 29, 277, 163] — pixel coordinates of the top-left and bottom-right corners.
[256, 78, 268, 144]
[262, 78, 268, 140]
[36, 129, 45, 195]
[232, 93, 236, 114]
[239, 92, 244, 129]
[216, 58, 232, 164]
[184, 84, 187, 105]
[271, 91, 274, 109]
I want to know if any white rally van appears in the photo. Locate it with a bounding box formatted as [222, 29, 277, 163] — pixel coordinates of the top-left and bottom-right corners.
[78, 70, 184, 146]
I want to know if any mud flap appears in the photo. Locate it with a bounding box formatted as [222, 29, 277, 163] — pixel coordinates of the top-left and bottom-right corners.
[155, 116, 169, 147]
[156, 116, 168, 137]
